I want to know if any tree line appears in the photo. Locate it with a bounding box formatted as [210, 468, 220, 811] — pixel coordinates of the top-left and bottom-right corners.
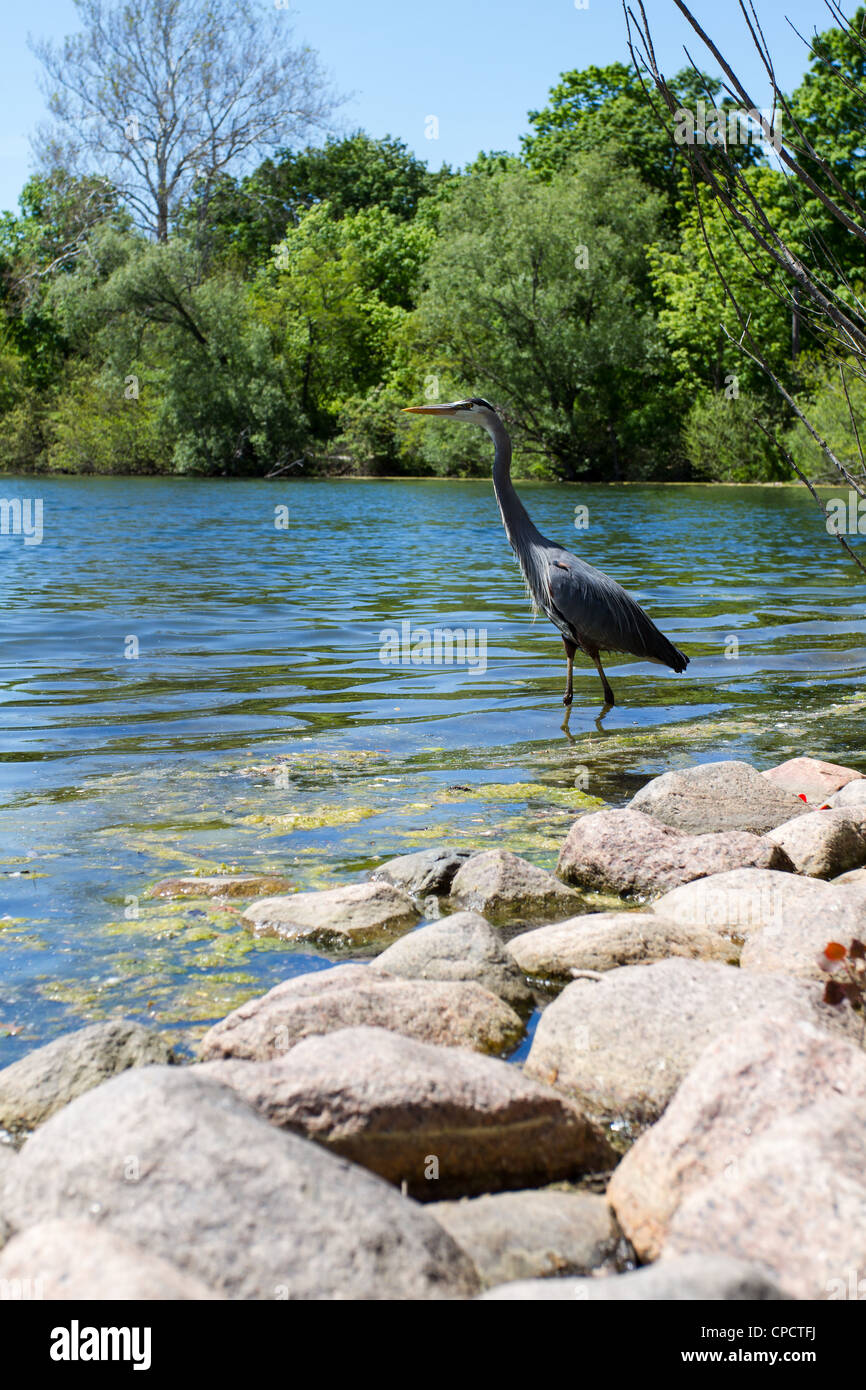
[1, 0, 863, 483]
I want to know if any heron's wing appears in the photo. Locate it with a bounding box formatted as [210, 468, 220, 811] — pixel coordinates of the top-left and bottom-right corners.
[545, 553, 688, 671]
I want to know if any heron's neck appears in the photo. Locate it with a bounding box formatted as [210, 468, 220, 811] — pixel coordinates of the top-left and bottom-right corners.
[488, 416, 545, 550]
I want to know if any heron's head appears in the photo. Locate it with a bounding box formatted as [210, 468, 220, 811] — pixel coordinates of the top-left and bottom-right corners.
[402, 397, 499, 430]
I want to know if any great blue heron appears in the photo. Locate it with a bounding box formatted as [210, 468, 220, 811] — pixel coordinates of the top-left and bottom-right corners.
[403, 397, 689, 710]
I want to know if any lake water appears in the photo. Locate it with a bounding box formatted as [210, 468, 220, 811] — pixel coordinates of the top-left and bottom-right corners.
[1, 475, 864, 1063]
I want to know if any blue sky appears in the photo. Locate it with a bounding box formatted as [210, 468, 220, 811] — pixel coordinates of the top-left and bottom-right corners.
[0, 0, 851, 215]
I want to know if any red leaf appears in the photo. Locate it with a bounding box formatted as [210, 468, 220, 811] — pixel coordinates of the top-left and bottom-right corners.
[824, 942, 848, 961]
[797, 793, 808, 802]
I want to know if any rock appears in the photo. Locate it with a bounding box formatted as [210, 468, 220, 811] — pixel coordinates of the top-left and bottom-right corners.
[0, 1020, 174, 1143]
[480, 1254, 790, 1300]
[739, 903, 866, 982]
[835, 867, 866, 885]
[649, 867, 866, 941]
[665, 1094, 866, 1300]
[829, 779, 866, 809]
[198, 963, 524, 1061]
[148, 873, 293, 899]
[629, 760, 807, 835]
[449, 849, 583, 926]
[242, 881, 420, 946]
[556, 809, 792, 899]
[0, 1220, 223, 1299]
[766, 808, 866, 879]
[762, 756, 863, 801]
[608, 1016, 866, 1262]
[431, 1189, 620, 1286]
[0, 1065, 479, 1300]
[371, 847, 476, 899]
[523, 958, 861, 1133]
[199, 1027, 613, 1198]
[507, 912, 736, 982]
[374, 913, 532, 1008]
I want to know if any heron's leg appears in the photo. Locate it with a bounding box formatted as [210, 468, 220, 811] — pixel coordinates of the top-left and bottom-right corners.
[562, 638, 576, 706]
[591, 653, 615, 707]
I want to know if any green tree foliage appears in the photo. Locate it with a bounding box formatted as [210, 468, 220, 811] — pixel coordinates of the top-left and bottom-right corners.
[522, 63, 758, 213]
[649, 171, 800, 399]
[406, 157, 672, 479]
[3, 11, 866, 484]
[784, 355, 866, 482]
[186, 133, 445, 273]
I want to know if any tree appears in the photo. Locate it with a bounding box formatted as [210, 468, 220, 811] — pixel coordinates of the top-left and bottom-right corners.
[522, 62, 759, 214]
[628, 0, 866, 570]
[408, 157, 671, 479]
[32, 0, 338, 241]
[185, 132, 445, 271]
[255, 201, 432, 442]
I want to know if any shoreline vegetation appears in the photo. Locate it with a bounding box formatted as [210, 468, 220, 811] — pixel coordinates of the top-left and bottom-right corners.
[3, 9, 866, 490]
[0, 470, 850, 489]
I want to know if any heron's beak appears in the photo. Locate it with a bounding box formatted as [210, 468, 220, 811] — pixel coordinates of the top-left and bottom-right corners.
[402, 403, 461, 416]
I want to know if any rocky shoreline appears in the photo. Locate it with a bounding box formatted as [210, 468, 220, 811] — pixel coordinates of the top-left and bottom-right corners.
[1, 754, 866, 1300]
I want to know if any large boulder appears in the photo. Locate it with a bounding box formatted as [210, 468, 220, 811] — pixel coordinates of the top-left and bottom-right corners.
[449, 850, 583, 927]
[648, 867, 866, 941]
[829, 780, 866, 809]
[766, 808, 866, 879]
[199, 1027, 613, 1198]
[607, 1016, 866, 1262]
[242, 881, 420, 946]
[507, 912, 736, 983]
[431, 1189, 620, 1286]
[480, 1254, 790, 1301]
[198, 963, 524, 1061]
[629, 760, 807, 835]
[0, 1020, 174, 1143]
[374, 913, 532, 1008]
[371, 848, 476, 900]
[761, 756, 862, 801]
[0, 1220, 222, 1299]
[556, 808, 792, 899]
[0, 1065, 479, 1300]
[664, 1094, 866, 1300]
[740, 899, 866, 981]
[523, 958, 860, 1134]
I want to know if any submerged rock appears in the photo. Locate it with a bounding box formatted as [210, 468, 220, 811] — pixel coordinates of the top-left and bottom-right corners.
[508, 911, 736, 982]
[198, 963, 524, 1061]
[431, 1189, 620, 1286]
[766, 808, 866, 879]
[149, 873, 293, 899]
[371, 847, 476, 899]
[0, 1020, 174, 1143]
[608, 1016, 866, 1264]
[480, 1254, 790, 1301]
[761, 756, 863, 801]
[0, 1220, 223, 1300]
[0, 1065, 479, 1300]
[374, 912, 532, 1008]
[242, 881, 420, 946]
[556, 808, 792, 898]
[523, 958, 860, 1133]
[449, 849, 582, 926]
[200, 1026, 612, 1199]
[629, 760, 807, 835]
